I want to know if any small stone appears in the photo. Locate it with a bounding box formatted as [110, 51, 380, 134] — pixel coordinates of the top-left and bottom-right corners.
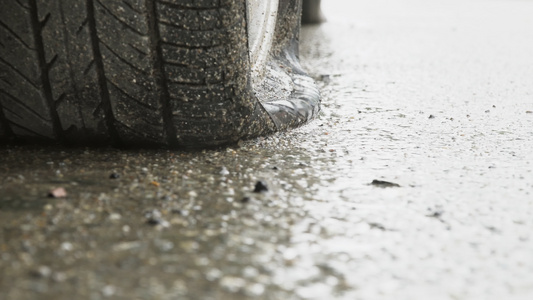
[148, 218, 170, 228]
[60, 242, 73, 251]
[427, 210, 444, 218]
[145, 209, 169, 228]
[368, 222, 387, 230]
[150, 181, 160, 187]
[253, 181, 268, 193]
[109, 213, 121, 221]
[428, 114, 435, 119]
[241, 196, 251, 203]
[220, 166, 230, 176]
[370, 179, 401, 188]
[109, 173, 120, 179]
[31, 266, 52, 278]
[319, 74, 331, 82]
[48, 187, 67, 198]
[171, 209, 189, 216]
[101, 285, 116, 297]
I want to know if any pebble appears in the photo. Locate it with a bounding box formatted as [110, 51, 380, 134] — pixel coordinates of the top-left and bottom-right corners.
[370, 179, 401, 188]
[109, 173, 120, 179]
[101, 285, 116, 297]
[48, 187, 67, 198]
[60, 242, 73, 251]
[150, 181, 160, 187]
[112, 241, 141, 252]
[32, 266, 52, 278]
[220, 166, 230, 176]
[253, 181, 269, 193]
[108, 213, 121, 221]
[145, 210, 170, 228]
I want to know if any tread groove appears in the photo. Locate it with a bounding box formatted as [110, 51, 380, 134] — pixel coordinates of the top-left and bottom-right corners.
[83, 59, 95, 75]
[167, 77, 224, 85]
[54, 93, 67, 106]
[1, 78, 13, 86]
[95, 0, 146, 36]
[122, 0, 143, 14]
[0, 58, 39, 90]
[47, 54, 58, 69]
[157, 0, 226, 11]
[28, 0, 63, 140]
[87, 0, 121, 145]
[15, 0, 30, 9]
[147, 0, 177, 146]
[0, 89, 51, 123]
[99, 39, 149, 75]
[0, 103, 15, 138]
[40, 13, 51, 27]
[168, 81, 228, 90]
[76, 17, 89, 35]
[92, 102, 103, 117]
[0, 20, 34, 50]
[163, 60, 198, 68]
[106, 79, 156, 110]
[2, 105, 24, 120]
[129, 43, 148, 56]
[9, 120, 49, 138]
[160, 40, 221, 50]
[115, 119, 158, 141]
[157, 19, 220, 33]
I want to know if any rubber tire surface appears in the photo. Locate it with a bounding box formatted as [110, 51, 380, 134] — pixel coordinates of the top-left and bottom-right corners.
[0, 0, 278, 147]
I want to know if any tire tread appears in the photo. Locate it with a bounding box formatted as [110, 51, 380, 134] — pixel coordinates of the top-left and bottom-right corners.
[1, 0, 256, 146]
[0, 0, 56, 140]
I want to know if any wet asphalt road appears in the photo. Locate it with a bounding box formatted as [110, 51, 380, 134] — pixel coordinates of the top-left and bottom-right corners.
[2, 0, 533, 299]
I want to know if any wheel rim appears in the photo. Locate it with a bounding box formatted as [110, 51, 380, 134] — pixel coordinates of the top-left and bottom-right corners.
[246, 0, 279, 78]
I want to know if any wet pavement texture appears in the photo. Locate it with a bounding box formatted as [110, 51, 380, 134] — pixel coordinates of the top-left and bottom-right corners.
[2, 0, 533, 299]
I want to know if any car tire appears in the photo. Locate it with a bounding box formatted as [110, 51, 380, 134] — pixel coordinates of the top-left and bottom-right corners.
[0, 0, 319, 147]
